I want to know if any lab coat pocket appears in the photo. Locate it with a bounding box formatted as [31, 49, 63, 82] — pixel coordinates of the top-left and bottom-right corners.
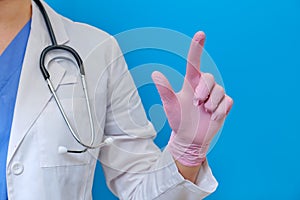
[36, 97, 93, 168]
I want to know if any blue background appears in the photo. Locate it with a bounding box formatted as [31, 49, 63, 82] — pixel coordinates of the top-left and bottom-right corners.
[45, 0, 300, 199]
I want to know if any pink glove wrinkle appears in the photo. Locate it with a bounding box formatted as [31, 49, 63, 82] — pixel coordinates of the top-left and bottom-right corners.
[152, 31, 233, 167]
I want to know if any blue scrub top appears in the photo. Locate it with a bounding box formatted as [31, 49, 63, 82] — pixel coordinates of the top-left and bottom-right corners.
[0, 19, 31, 199]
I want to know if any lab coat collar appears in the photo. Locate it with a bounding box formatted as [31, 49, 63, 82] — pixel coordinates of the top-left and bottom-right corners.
[7, 0, 70, 164]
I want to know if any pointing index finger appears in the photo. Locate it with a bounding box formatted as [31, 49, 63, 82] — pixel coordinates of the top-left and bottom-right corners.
[185, 31, 206, 89]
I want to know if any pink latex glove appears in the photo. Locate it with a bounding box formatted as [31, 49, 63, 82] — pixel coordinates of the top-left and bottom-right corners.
[151, 31, 233, 166]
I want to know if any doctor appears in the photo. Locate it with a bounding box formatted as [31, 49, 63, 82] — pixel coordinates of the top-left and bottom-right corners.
[0, 0, 233, 199]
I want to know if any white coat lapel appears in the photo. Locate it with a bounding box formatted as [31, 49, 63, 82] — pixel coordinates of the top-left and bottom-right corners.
[7, 0, 70, 163]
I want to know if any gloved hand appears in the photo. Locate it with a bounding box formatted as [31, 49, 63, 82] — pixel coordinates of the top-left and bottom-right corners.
[152, 31, 233, 167]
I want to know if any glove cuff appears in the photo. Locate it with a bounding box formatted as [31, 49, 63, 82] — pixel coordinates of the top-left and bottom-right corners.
[167, 132, 209, 167]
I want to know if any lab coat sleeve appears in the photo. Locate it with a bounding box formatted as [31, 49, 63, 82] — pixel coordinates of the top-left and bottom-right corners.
[98, 37, 218, 200]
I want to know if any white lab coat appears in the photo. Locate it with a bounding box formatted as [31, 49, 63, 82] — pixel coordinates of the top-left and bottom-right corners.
[6, 1, 218, 199]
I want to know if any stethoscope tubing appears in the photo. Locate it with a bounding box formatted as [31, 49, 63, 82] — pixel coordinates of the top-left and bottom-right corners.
[33, 0, 106, 152]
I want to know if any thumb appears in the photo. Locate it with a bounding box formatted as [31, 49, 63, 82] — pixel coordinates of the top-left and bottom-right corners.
[151, 71, 176, 105]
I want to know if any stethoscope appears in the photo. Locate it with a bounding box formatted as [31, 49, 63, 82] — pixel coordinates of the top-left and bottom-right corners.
[34, 0, 113, 154]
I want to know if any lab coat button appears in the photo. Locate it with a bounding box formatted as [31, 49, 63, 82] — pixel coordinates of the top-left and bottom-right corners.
[12, 162, 24, 175]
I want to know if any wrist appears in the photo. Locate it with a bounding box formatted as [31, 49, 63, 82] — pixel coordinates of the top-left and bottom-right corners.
[175, 160, 202, 183]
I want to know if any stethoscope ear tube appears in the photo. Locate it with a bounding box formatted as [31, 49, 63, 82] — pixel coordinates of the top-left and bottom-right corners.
[45, 77, 93, 149]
